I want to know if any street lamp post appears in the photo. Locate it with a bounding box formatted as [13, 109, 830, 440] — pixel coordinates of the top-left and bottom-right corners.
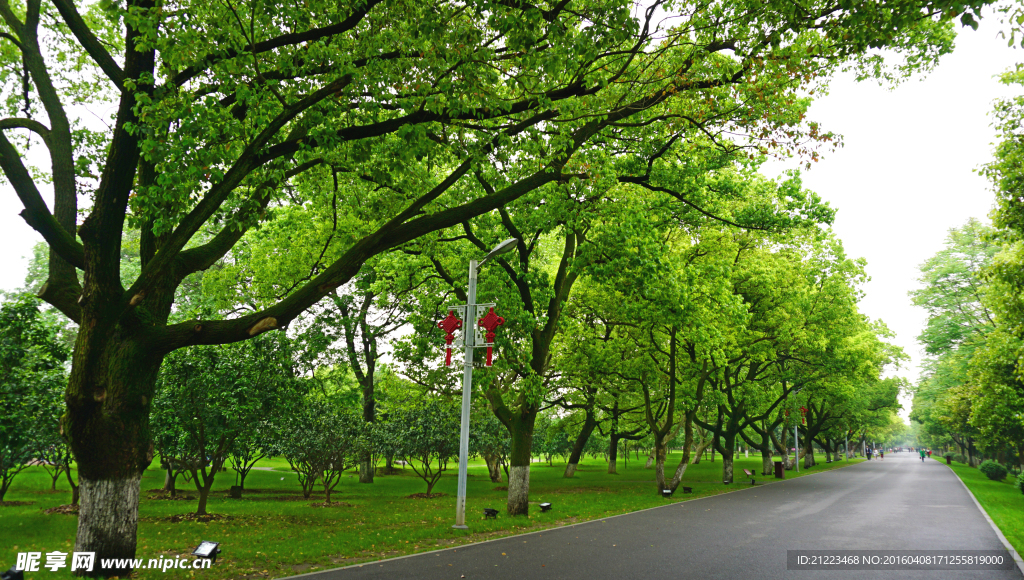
[453, 239, 518, 529]
[794, 424, 799, 473]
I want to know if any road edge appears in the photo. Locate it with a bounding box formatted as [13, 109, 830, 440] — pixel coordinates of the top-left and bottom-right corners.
[937, 458, 1024, 576]
[282, 458, 866, 579]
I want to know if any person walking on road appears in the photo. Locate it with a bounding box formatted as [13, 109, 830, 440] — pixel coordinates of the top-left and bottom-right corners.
[879, 450, 884, 460]
[919, 448, 926, 462]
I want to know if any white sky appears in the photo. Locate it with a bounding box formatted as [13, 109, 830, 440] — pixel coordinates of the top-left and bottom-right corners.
[0, 15, 1019, 418]
[759, 16, 1021, 419]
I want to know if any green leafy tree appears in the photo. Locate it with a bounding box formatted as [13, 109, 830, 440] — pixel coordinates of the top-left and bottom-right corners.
[151, 333, 299, 514]
[275, 400, 364, 503]
[0, 294, 69, 502]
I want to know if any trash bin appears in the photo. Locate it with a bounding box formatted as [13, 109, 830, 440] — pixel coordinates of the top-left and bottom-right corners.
[773, 461, 784, 479]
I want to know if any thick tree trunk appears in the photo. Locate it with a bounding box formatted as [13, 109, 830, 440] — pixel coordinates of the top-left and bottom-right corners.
[564, 411, 597, 478]
[484, 454, 503, 483]
[607, 438, 619, 474]
[196, 485, 211, 516]
[506, 416, 535, 516]
[76, 476, 141, 577]
[762, 447, 773, 475]
[359, 457, 374, 484]
[66, 336, 161, 577]
[653, 442, 669, 491]
[719, 432, 735, 484]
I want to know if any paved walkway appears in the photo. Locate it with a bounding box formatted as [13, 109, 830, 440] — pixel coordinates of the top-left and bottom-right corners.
[292, 454, 1022, 579]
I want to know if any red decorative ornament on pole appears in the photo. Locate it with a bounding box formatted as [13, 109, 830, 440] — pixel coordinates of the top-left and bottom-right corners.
[800, 406, 807, 426]
[437, 310, 463, 367]
[477, 307, 505, 367]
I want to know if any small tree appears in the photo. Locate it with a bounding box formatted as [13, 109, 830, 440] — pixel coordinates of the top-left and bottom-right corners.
[0, 294, 68, 502]
[387, 399, 460, 494]
[228, 420, 276, 492]
[152, 334, 299, 514]
[470, 409, 510, 484]
[276, 401, 363, 503]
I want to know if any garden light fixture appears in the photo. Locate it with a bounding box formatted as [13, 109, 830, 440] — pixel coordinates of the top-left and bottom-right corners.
[483, 508, 499, 519]
[192, 541, 221, 564]
[539, 502, 552, 512]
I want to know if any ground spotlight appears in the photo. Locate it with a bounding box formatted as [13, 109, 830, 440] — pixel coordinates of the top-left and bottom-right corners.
[192, 541, 221, 564]
[1, 566, 24, 580]
[483, 508, 499, 519]
[539, 502, 552, 512]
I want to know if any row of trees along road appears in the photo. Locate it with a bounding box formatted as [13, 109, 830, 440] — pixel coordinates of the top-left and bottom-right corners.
[910, 46, 1024, 470]
[0, 0, 991, 572]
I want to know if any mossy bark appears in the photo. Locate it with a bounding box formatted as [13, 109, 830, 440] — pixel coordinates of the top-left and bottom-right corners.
[65, 331, 162, 576]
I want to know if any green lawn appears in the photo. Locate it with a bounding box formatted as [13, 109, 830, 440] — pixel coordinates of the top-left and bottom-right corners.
[938, 458, 1024, 558]
[1, 453, 862, 579]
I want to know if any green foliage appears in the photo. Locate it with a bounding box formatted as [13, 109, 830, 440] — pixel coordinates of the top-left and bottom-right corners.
[979, 460, 1008, 481]
[0, 293, 69, 502]
[1017, 471, 1024, 495]
[151, 333, 302, 511]
[274, 400, 364, 502]
[380, 397, 460, 494]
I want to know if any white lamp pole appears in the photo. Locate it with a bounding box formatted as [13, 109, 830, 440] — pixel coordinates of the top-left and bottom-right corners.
[453, 239, 518, 529]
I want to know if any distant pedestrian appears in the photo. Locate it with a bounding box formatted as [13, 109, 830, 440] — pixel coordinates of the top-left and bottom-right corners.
[879, 450, 884, 460]
[867, 448, 872, 460]
[927, 449, 931, 458]
[919, 448, 926, 462]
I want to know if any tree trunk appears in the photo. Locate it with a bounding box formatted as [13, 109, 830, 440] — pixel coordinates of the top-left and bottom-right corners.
[484, 454, 503, 483]
[506, 416, 535, 516]
[653, 441, 669, 491]
[607, 438, 619, 474]
[66, 336, 162, 577]
[564, 411, 597, 478]
[162, 465, 175, 492]
[359, 379, 375, 484]
[719, 432, 735, 484]
[762, 445, 773, 475]
[196, 485, 211, 516]
[64, 464, 80, 506]
[75, 475, 142, 577]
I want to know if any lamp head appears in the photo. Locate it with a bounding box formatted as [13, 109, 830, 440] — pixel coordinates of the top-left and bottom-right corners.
[480, 238, 519, 266]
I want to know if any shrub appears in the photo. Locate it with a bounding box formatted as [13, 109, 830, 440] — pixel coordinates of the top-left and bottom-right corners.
[943, 451, 955, 459]
[951, 453, 968, 464]
[979, 460, 1008, 481]
[1017, 472, 1024, 495]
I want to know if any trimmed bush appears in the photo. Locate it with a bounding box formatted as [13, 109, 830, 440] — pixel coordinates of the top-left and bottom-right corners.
[951, 453, 968, 464]
[943, 451, 955, 459]
[1017, 472, 1024, 495]
[979, 460, 1008, 481]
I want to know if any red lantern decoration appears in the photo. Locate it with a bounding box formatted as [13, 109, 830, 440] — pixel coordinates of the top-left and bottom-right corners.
[477, 307, 505, 367]
[437, 310, 463, 366]
[800, 406, 807, 426]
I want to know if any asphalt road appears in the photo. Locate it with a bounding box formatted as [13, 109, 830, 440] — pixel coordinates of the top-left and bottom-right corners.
[292, 453, 1022, 580]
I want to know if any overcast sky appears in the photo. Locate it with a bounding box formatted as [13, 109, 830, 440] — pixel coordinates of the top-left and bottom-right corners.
[0, 15, 1019, 417]
[758, 15, 1021, 418]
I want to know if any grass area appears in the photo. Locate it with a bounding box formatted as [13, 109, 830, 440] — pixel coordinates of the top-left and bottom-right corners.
[938, 458, 1024, 558]
[1, 453, 863, 579]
